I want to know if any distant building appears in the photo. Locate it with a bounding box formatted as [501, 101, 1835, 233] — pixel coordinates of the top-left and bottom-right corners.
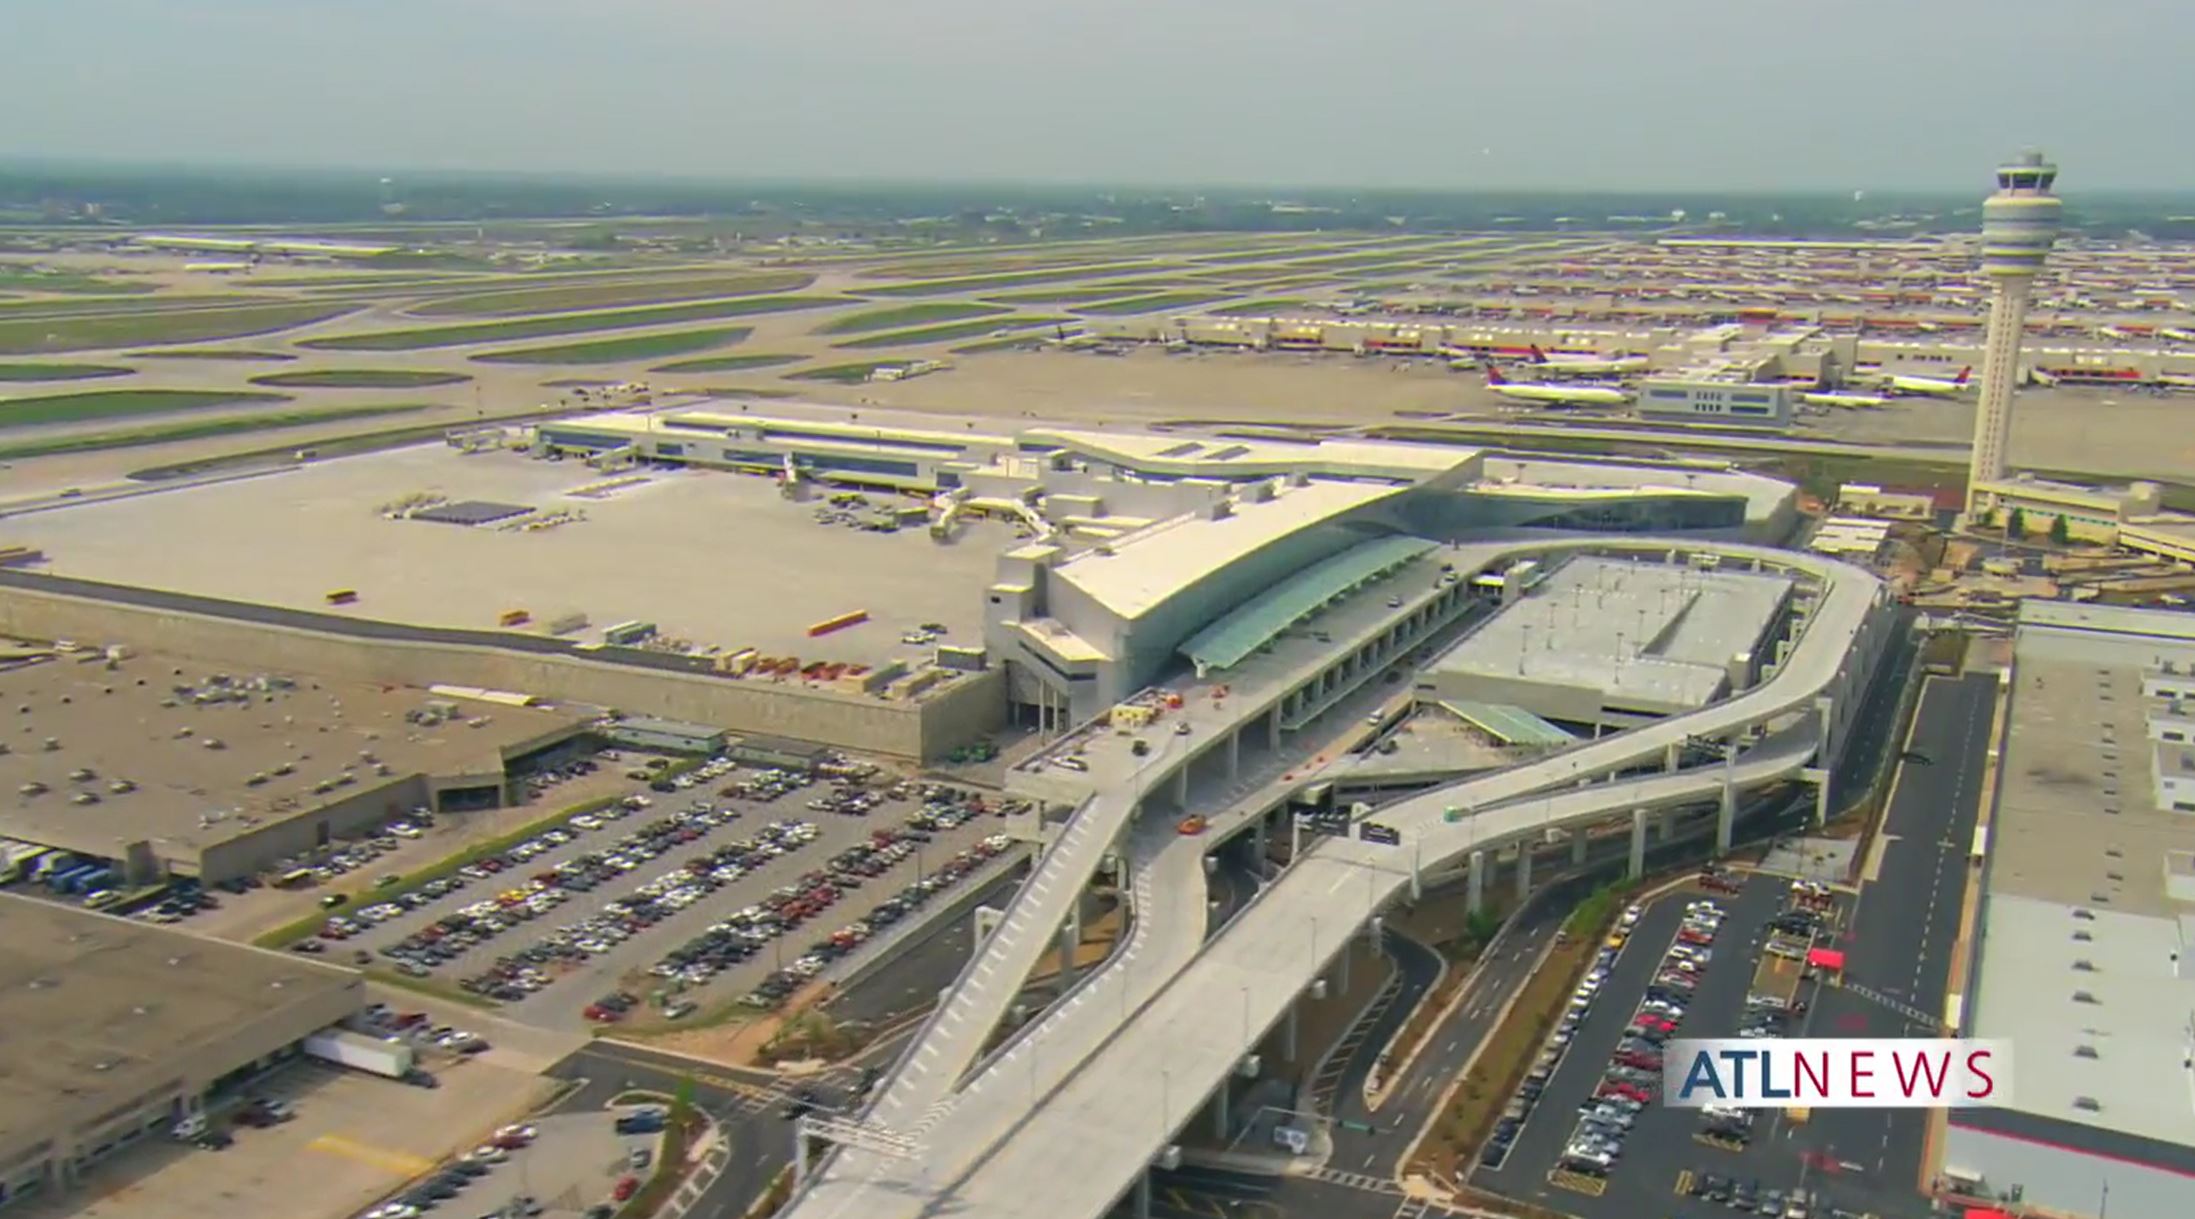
[599, 716, 727, 755]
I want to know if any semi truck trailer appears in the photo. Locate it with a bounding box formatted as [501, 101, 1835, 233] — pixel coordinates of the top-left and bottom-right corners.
[303, 1029, 414, 1079]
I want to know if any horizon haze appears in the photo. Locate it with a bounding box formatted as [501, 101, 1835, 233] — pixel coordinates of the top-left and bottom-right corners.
[9, 0, 2194, 192]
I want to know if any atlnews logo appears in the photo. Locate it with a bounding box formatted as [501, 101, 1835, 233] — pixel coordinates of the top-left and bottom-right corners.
[1665, 1039, 2012, 1110]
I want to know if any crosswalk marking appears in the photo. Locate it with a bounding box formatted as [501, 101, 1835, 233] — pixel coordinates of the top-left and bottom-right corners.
[1307, 1167, 1402, 1195]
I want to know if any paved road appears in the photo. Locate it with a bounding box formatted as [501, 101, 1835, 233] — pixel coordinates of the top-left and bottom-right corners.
[1787, 672, 1994, 1216]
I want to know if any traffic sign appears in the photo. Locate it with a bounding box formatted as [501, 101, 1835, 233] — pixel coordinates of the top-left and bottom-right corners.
[1359, 822, 1401, 847]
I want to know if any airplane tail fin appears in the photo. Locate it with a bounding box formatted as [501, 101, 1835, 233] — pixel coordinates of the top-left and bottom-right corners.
[1955, 366, 1972, 385]
[1486, 365, 1508, 385]
[1528, 345, 1549, 364]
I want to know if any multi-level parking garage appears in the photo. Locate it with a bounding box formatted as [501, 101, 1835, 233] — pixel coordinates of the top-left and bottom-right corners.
[783, 534, 1889, 1219]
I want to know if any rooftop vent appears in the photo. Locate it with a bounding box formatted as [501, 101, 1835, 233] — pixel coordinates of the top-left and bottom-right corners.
[2075, 1045, 2099, 1059]
[2073, 990, 2099, 1004]
[2073, 959, 2096, 971]
[2073, 908, 2097, 921]
[2072, 930, 2093, 942]
[2073, 1096, 2102, 1112]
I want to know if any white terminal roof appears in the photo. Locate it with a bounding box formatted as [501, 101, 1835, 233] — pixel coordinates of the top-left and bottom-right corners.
[1052, 480, 1402, 620]
[1969, 604, 2195, 1154]
[1025, 428, 1477, 483]
[1431, 556, 1796, 712]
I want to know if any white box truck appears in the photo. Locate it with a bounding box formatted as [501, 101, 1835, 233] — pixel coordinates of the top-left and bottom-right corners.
[303, 1029, 414, 1079]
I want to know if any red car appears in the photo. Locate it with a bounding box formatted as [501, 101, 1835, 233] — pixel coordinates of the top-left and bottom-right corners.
[1614, 1050, 1663, 1072]
[1678, 928, 1714, 946]
[613, 1175, 639, 1202]
[583, 1005, 621, 1023]
[1636, 1015, 1677, 1033]
[1597, 1080, 1653, 1104]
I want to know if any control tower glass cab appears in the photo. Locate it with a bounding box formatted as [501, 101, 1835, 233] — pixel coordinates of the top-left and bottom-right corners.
[1979, 151, 2063, 279]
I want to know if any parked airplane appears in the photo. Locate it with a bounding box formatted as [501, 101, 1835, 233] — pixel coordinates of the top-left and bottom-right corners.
[1485, 365, 1633, 406]
[1865, 366, 1972, 397]
[1798, 390, 1892, 409]
[1526, 345, 1650, 377]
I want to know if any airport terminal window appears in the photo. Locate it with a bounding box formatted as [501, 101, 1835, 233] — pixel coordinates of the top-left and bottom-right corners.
[1730, 404, 1772, 415]
[1515, 497, 1746, 533]
[812, 454, 920, 477]
[657, 443, 685, 457]
[540, 430, 620, 450]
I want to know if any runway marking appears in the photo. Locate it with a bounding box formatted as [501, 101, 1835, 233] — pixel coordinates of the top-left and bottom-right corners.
[306, 1133, 434, 1177]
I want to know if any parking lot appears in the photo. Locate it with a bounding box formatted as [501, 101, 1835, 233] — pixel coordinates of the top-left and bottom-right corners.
[317, 757, 1015, 1031]
[15, 1058, 551, 1219]
[1474, 870, 1878, 1219]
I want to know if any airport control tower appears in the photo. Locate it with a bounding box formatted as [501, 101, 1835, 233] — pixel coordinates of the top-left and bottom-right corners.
[1968, 151, 2063, 513]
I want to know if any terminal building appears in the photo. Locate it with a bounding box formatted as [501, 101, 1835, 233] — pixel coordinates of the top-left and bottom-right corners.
[0, 642, 583, 885]
[0, 896, 361, 1206]
[1945, 602, 2195, 1219]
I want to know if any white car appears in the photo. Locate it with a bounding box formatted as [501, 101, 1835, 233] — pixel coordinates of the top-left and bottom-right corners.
[389, 824, 423, 839]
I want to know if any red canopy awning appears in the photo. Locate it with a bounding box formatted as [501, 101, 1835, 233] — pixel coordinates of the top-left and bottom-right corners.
[1807, 947, 1846, 972]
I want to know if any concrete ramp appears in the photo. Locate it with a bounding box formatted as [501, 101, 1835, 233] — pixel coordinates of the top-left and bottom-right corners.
[869, 786, 1137, 1126]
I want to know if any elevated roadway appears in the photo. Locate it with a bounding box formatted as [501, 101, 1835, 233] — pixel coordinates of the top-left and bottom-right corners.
[785, 539, 1886, 1219]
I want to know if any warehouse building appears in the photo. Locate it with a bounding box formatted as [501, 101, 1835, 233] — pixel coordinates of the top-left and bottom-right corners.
[1418, 555, 1799, 729]
[0, 895, 362, 1206]
[0, 642, 584, 885]
[1945, 602, 2195, 1219]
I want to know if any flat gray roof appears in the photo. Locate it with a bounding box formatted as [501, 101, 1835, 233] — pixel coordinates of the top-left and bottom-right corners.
[0, 894, 358, 1154]
[1970, 608, 2195, 1153]
[0, 643, 577, 857]
[1429, 555, 1795, 712]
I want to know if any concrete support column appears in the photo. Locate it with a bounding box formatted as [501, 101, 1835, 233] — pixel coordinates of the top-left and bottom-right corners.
[1268, 708, 1282, 750]
[1515, 844, 1533, 901]
[1227, 729, 1241, 783]
[1572, 831, 1589, 867]
[1664, 740, 1681, 772]
[1815, 694, 1836, 761]
[1283, 1001, 1299, 1063]
[1466, 850, 1487, 916]
[1057, 920, 1079, 990]
[1251, 813, 1267, 873]
[1629, 808, 1648, 880]
[1213, 1081, 1231, 1140]
[1717, 775, 1737, 855]
[1814, 771, 1832, 826]
[1337, 936, 1353, 993]
[1135, 1170, 1153, 1219]
[1173, 764, 1189, 807]
[1656, 810, 1673, 841]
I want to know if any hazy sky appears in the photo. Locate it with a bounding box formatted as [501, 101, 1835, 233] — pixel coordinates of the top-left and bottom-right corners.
[9, 0, 2192, 191]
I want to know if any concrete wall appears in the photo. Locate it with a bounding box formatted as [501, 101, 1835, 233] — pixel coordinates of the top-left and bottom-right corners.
[0, 583, 976, 763]
[192, 776, 430, 884]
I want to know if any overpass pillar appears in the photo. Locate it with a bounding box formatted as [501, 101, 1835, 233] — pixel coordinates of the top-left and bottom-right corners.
[1815, 694, 1836, 762]
[1227, 728, 1241, 783]
[1656, 810, 1674, 841]
[1173, 764, 1190, 807]
[1337, 937, 1352, 993]
[1283, 1001, 1299, 1063]
[1664, 740, 1682, 772]
[1135, 1168, 1153, 1219]
[1515, 845, 1533, 901]
[1628, 808, 1648, 880]
[1571, 830, 1589, 867]
[1466, 850, 1487, 916]
[1213, 1079, 1231, 1140]
[1813, 768, 1832, 826]
[1269, 707, 1282, 751]
[1057, 918, 1080, 991]
[1251, 812, 1268, 872]
[1717, 775, 1737, 856]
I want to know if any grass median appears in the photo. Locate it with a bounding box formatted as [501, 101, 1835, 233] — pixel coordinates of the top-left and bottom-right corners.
[625, 1077, 705, 1219]
[252, 795, 621, 949]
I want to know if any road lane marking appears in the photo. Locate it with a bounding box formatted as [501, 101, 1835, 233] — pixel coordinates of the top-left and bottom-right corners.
[306, 1134, 433, 1176]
